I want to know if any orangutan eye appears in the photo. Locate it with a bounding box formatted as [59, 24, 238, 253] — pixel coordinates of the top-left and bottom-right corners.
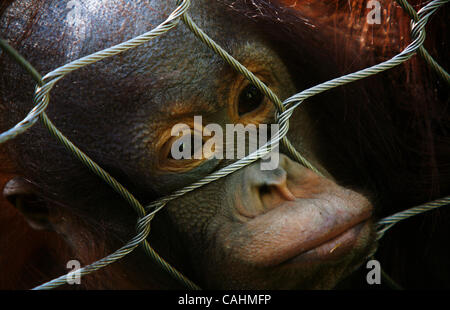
[238, 84, 265, 116]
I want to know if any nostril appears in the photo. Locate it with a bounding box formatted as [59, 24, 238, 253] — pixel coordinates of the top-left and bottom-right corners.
[258, 179, 296, 203]
[259, 184, 271, 197]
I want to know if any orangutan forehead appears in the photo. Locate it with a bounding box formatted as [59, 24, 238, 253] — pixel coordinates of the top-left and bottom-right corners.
[157, 99, 219, 119]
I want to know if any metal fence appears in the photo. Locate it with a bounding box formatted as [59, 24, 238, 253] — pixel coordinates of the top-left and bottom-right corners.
[0, 0, 449, 290]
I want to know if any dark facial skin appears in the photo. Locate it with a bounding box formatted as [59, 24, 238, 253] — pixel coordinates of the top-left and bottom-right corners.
[0, 0, 378, 289]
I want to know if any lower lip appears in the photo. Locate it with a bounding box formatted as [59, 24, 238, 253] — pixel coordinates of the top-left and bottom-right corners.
[284, 220, 370, 265]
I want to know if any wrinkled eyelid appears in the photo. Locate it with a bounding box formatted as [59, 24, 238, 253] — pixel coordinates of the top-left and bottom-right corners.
[249, 70, 274, 87]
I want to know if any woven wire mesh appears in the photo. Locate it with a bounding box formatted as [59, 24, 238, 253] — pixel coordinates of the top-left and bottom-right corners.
[0, 0, 449, 290]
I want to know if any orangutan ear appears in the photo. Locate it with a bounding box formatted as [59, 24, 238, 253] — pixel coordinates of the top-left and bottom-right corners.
[2, 177, 54, 231]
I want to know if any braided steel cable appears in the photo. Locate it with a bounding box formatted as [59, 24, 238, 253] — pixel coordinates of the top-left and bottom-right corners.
[0, 39, 154, 290]
[180, 12, 321, 176]
[32, 208, 152, 290]
[278, 0, 450, 239]
[0, 0, 191, 144]
[144, 122, 289, 213]
[147, 0, 450, 250]
[395, 0, 450, 84]
[1, 0, 199, 290]
[37, 114, 200, 290]
[376, 196, 450, 241]
[283, 0, 450, 106]
[177, 0, 450, 240]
